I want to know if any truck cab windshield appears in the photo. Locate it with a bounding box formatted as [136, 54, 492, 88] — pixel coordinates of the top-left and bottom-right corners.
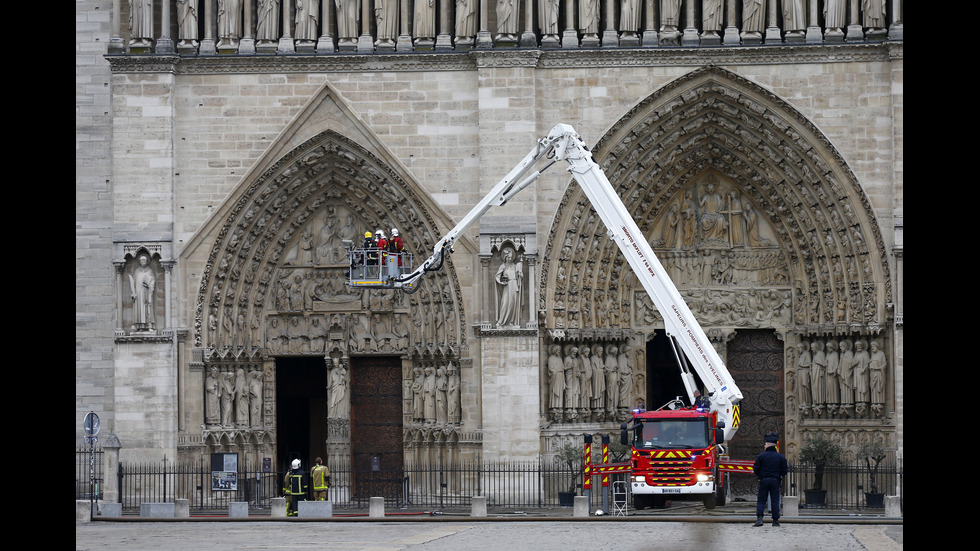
[636, 419, 711, 450]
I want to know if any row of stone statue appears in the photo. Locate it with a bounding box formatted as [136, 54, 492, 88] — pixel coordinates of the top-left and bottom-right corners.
[795, 337, 886, 419]
[131, 0, 894, 53]
[407, 361, 462, 425]
[548, 342, 636, 423]
[205, 366, 265, 427]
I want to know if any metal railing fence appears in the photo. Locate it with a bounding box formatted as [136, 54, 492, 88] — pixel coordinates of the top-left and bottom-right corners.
[75, 446, 104, 501]
[84, 452, 902, 514]
[785, 460, 903, 511]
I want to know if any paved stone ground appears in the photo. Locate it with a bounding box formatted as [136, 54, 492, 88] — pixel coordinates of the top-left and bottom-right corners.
[77, 518, 902, 551]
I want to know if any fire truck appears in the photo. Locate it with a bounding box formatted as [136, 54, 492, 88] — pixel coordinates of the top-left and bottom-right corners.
[348, 123, 745, 509]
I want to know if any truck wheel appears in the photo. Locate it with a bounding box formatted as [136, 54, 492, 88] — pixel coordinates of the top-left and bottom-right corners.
[633, 495, 648, 510]
[715, 470, 727, 507]
[703, 494, 716, 509]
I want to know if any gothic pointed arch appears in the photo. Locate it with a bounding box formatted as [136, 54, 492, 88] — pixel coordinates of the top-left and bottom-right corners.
[541, 66, 891, 335]
[191, 130, 467, 356]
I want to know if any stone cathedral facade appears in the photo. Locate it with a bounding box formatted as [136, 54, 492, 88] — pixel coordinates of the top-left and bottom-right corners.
[76, 0, 903, 498]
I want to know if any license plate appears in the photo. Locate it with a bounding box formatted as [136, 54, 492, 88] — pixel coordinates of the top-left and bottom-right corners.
[659, 489, 681, 494]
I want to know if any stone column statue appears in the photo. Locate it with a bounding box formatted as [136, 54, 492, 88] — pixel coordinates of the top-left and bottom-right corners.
[176, 0, 199, 47]
[129, 0, 154, 47]
[411, 366, 425, 422]
[796, 341, 812, 412]
[810, 340, 826, 415]
[335, 0, 359, 45]
[604, 345, 620, 417]
[296, 0, 321, 42]
[869, 339, 886, 417]
[853, 339, 871, 416]
[447, 362, 461, 424]
[548, 345, 565, 414]
[496, 0, 519, 41]
[838, 338, 854, 417]
[205, 366, 221, 425]
[235, 368, 249, 426]
[221, 371, 235, 426]
[455, 0, 478, 44]
[249, 370, 264, 426]
[375, 0, 398, 46]
[256, 0, 281, 43]
[563, 347, 580, 411]
[825, 339, 840, 415]
[328, 358, 350, 419]
[590, 344, 605, 413]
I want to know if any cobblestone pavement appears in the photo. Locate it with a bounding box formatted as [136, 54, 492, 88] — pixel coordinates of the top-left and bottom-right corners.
[77, 517, 902, 551]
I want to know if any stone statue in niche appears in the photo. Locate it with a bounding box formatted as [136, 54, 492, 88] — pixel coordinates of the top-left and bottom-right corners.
[494, 245, 524, 328]
[129, 254, 157, 332]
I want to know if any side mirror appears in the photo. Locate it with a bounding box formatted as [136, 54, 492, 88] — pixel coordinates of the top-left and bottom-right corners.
[715, 428, 725, 445]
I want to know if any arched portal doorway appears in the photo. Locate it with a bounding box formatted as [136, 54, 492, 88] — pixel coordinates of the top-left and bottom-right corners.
[275, 357, 328, 471]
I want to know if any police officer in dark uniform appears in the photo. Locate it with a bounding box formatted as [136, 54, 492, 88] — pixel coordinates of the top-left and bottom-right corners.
[753, 431, 788, 527]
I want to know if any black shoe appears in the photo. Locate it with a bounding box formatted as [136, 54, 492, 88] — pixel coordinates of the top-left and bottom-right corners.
[753, 519, 764, 527]
[772, 520, 780, 527]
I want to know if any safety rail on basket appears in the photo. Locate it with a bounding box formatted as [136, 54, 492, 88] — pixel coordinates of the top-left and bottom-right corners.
[346, 247, 415, 290]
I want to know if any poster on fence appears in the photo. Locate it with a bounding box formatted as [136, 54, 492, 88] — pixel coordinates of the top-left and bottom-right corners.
[211, 453, 239, 491]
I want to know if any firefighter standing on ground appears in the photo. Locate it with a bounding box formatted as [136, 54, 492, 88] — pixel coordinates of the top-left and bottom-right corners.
[311, 457, 331, 501]
[753, 432, 788, 527]
[283, 459, 308, 516]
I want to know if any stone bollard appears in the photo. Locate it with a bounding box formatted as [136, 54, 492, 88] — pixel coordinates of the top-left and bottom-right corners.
[140, 503, 176, 518]
[100, 503, 123, 517]
[76, 500, 93, 522]
[573, 495, 589, 517]
[298, 501, 333, 518]
[175, 498, 190, 518]
[782, 495, 799, 517]
[471, 496, 487, 518]
[229, 502, 249, 518]
[369, 496, 385, 518]
[271, 497, 287, 517]
[884, 496, 902, 517]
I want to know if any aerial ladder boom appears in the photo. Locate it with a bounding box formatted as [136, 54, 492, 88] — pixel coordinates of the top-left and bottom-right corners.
[353, 123, 743, 442]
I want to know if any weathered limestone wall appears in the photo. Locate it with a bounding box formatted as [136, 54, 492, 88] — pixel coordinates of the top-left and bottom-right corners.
[480, 335, 541, 461]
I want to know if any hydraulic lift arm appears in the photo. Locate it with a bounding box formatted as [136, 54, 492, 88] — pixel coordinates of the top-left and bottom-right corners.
[352, 123, 743, 442]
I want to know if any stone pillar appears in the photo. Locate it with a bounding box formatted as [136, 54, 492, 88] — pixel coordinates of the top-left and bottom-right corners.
[480, 334, 540, 461]
[765, 0, 782, 43]
[102, 434, 122, 506]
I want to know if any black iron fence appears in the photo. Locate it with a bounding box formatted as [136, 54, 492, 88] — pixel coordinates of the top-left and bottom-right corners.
[75, 446, 104, 501]
[77, 449, 901, 514]
[785, 460, 903, 512]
